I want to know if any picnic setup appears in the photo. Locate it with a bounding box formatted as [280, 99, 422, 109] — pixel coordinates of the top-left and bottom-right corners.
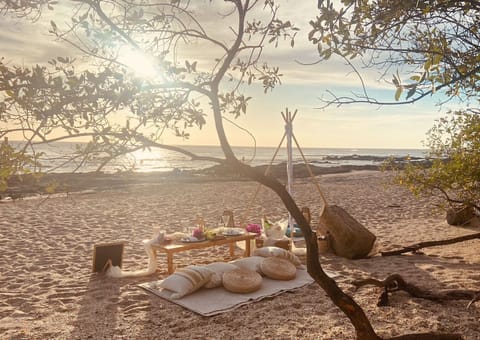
[92, 111, 372, 316]
[92, 207, 332, 316]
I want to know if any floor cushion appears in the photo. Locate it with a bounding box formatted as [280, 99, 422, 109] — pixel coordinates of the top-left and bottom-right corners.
[222, 268, 262, 294]
[260, 257, 297, 281]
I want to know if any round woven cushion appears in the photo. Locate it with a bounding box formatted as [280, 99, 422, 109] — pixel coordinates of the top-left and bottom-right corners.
[222, 268, 262, 294]
[260, 257, 296, 281]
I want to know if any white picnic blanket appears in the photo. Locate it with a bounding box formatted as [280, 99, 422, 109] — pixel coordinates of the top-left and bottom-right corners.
[138, 268, 338, 316]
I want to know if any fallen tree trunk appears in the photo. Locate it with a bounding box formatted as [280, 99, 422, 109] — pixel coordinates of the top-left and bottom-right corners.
[352, 274, 480, 309]
[381, 232, 480, 256]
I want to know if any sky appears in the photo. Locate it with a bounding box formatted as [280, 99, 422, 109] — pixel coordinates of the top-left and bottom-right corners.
[0, 0, 456, 149]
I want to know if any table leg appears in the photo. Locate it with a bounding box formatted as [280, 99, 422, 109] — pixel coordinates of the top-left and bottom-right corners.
[167, 253, 174, 274]
[245, 238, 251, 257]
[229, 242, 235, 257]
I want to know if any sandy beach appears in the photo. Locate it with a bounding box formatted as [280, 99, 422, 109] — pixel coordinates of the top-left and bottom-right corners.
[1, 170, 479, 339]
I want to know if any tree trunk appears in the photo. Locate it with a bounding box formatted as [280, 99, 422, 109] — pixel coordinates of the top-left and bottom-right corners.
[234, 161, 381, 339]
[238, 160, 466, 339]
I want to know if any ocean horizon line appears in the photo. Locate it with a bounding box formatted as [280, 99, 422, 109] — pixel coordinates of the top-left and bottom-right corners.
[9, 141, 428, 174]
[9, 139, 426, 151]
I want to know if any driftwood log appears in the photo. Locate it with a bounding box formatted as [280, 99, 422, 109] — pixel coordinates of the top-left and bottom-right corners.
[446, 206, 475, 226]
[319, 205, 377, 259]
[352, 274, 480, 309]
[381, 232, 480, 256]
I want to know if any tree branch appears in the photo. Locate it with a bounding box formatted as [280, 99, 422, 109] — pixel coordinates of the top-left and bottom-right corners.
[352, 273, 480, 308]
[381, 232, 480, 256]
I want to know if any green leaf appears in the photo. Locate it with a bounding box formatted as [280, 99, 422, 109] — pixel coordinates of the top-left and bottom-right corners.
[424, 59, 431, 71]
[323, 49, 332, 59]
[406, 87, 416, 100]
[433, 53, 442, 65]
[395, 86, 403, 101]
[410, 75, 420, 82]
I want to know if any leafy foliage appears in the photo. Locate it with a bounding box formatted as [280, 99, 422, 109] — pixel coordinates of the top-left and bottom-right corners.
[0, 138, 42, 192]
[0, 0, 298, 176]
[311, 0, 480, 105]
[0, 0, 57, 21]
[312, 1, 480, 211]
[386, 109, 480, 210]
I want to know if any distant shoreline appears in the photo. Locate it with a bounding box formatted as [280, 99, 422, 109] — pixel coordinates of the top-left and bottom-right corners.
[3, 153, 432, 199]
[11, 141, 427, 174]
[2, 163, 388, 199]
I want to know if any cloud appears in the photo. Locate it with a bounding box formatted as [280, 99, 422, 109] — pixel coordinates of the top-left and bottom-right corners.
[0, 8, 77, 64]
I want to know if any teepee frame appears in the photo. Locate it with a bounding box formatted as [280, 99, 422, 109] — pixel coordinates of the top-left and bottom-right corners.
[246, 108, 328, 247]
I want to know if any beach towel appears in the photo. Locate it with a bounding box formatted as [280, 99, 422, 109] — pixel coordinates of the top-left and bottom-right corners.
[138, 268, 338, 316]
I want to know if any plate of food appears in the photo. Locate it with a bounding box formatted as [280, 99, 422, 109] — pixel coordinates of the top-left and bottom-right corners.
[222, 229, 244, 236]
[180, 236, 206, 243]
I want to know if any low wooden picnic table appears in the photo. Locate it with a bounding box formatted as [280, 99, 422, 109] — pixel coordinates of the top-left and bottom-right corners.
[150, 232, 258, 274]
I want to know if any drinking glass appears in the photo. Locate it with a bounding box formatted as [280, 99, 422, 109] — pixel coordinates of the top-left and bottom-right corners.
[222, 214, 231, 228]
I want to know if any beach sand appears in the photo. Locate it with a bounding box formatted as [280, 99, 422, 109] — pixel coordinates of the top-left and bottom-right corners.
[0, 170, 479, 339]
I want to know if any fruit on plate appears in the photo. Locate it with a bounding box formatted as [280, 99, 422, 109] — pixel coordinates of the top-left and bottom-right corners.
[205, 230, 217, 240]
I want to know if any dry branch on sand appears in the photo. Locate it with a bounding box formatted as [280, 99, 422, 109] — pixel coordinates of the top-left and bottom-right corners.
[381, 232, 480, 256]
[352, 274, 480, 309]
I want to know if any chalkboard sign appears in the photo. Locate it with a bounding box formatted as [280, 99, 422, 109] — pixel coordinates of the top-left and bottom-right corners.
[92, 242, 125, 273]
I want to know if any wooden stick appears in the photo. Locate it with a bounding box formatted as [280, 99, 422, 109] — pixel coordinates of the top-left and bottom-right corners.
[291, 132, 328, 208]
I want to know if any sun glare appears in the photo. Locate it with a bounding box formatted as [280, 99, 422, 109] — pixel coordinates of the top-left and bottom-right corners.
[119, 48, 160, 79]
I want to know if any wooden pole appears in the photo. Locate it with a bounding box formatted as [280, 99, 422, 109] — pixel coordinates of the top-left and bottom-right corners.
[284, 109, 295, 248]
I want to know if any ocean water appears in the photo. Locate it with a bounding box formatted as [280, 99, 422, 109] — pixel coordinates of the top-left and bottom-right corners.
[22, 142, 426, 174]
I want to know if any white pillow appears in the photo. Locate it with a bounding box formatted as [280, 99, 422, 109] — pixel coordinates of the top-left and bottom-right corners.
[159, 265, 213, 299]
[229, 256, 265, 275]
[253, 246, 302, 267]
[203, 262, 237, 288]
